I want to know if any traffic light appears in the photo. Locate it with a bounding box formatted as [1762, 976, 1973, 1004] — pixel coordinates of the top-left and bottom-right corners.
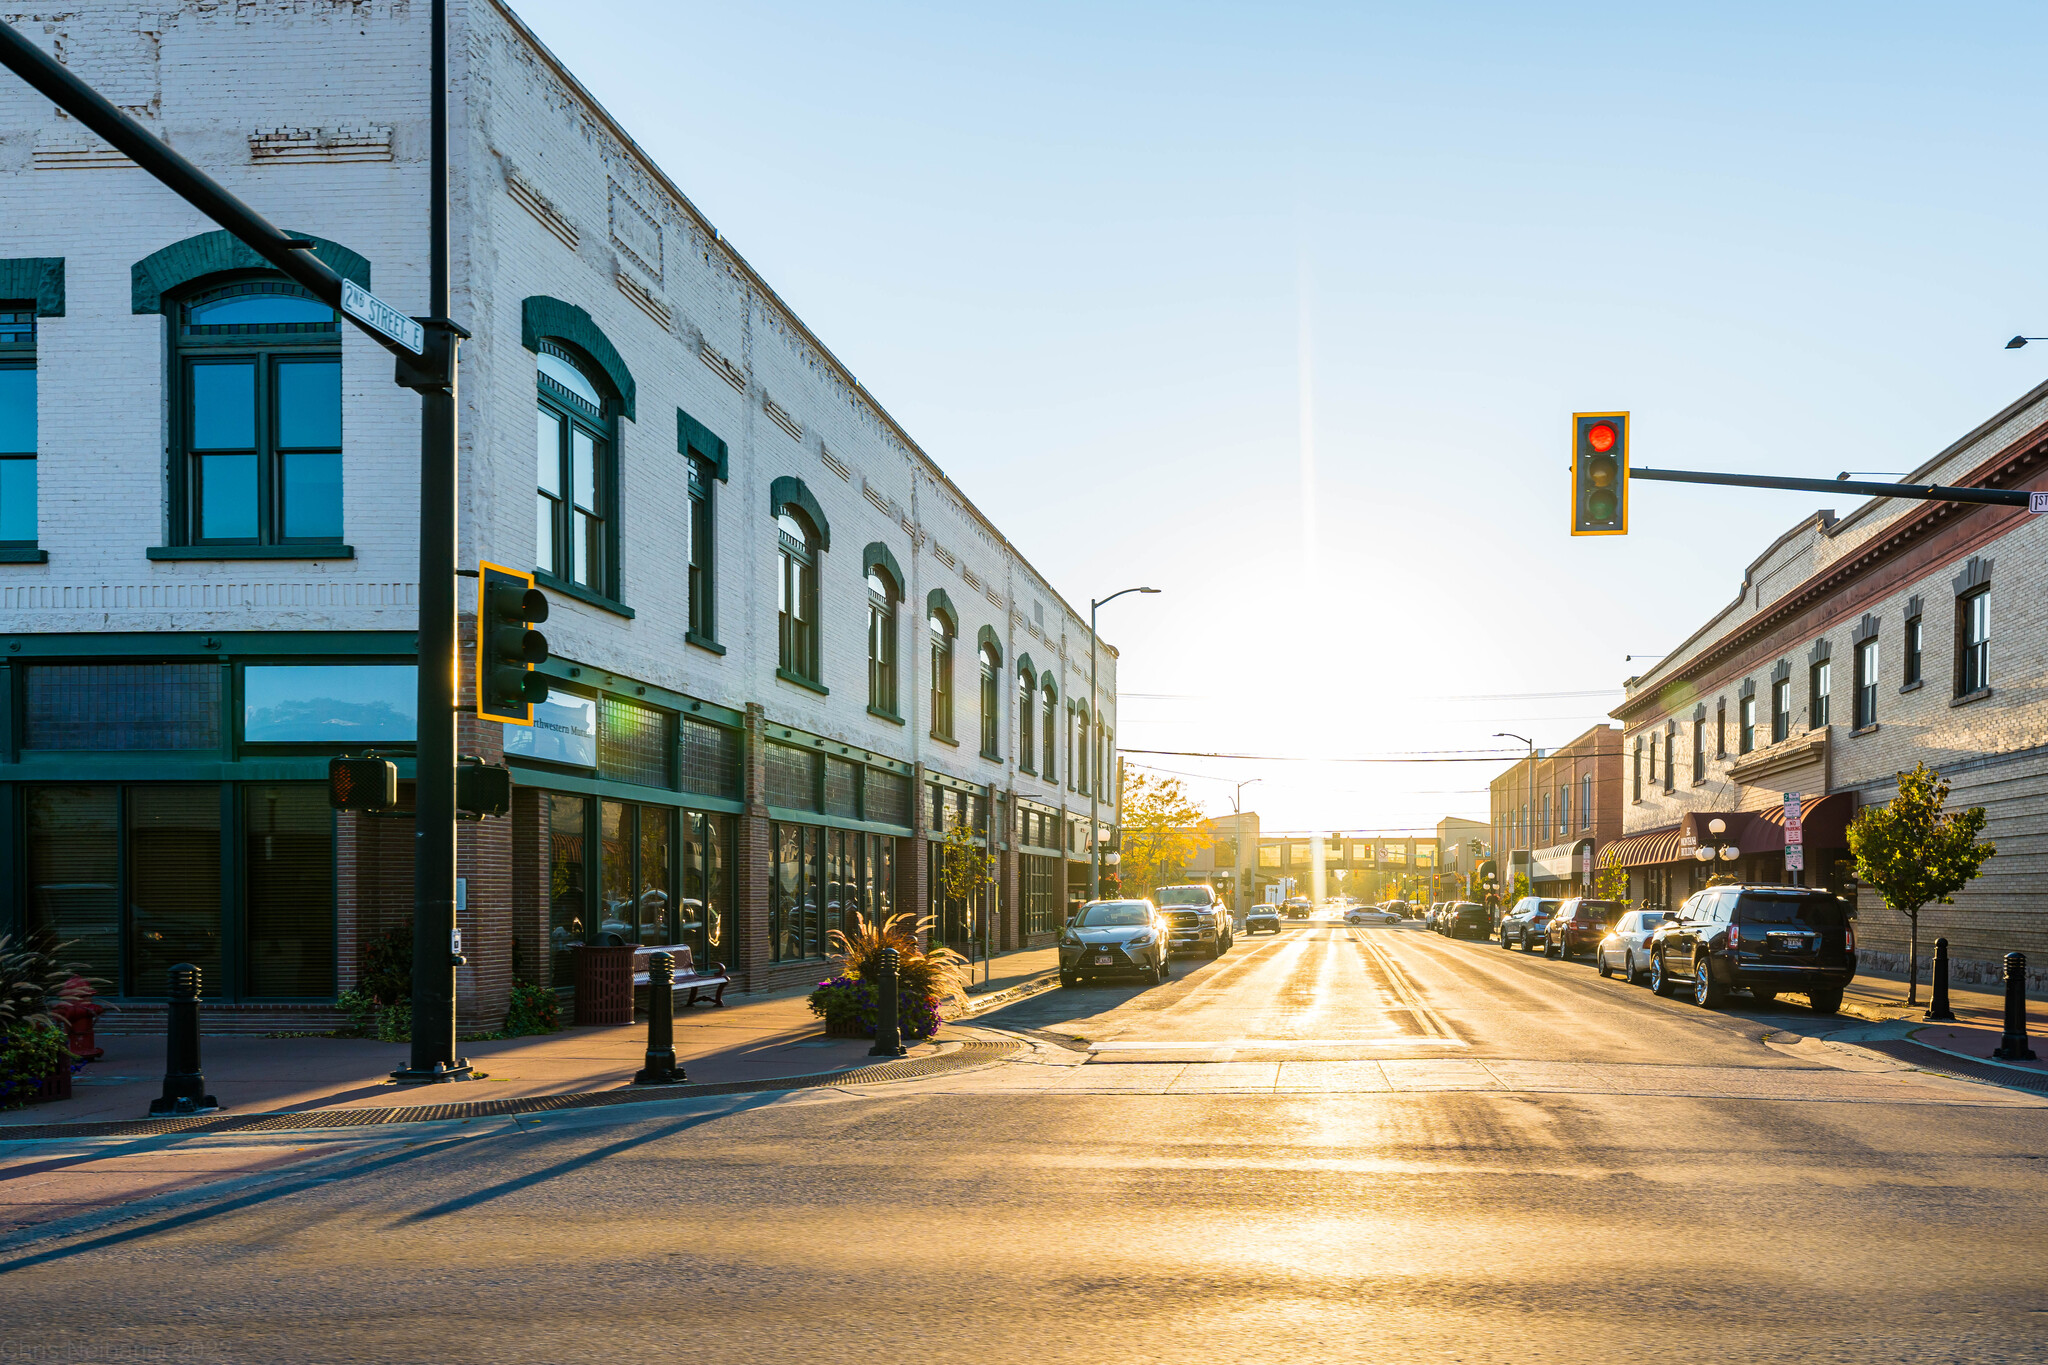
[328, 755, 398, 812]
[457, 762, 513, 818]
[477, 561, 551, 724]
[1571, 411, 1629, 535]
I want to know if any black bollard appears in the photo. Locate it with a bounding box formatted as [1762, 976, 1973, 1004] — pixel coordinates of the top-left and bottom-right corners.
[1925, 937, 1956, 1022]
[632, 951, 687, 1085]
[149, 964, 219, 1116]
[868, 947, 906, 1058]
[1992, 952, 2038, 1062]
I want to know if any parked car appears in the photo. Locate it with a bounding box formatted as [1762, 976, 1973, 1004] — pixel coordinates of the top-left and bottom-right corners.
[1596, 908, 1674, 983]
[1443, 902, 1491, 940]
[1545, 898, 1626, 961]
[1246, 904, 1283, 935]
[1648, 884, 1856, 1012]
[1381, 901, 1411, 921]
[1060, 900, 1171, 987]
[1283, 897, 1313, 919]
[1156, 884, 1233, 954]
[1498, 897, 1564, 953]
[1344, 904, 1400, 926]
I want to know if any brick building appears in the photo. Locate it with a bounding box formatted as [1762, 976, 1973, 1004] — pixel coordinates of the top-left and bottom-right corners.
[0, 1, 1119, 1029]
[1609, 378, 2048, 989]
[1253, 833, 1444, 904]
[1488, 725, 1625, 898]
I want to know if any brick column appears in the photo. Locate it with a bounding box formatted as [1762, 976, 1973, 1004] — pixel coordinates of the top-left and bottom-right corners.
[735, 702, 774, 992]
[452, 611, 512, 1032]
[907, 761, 930, 952]
[509, 786, 548, 986]
[1000, 785, 1020, 952]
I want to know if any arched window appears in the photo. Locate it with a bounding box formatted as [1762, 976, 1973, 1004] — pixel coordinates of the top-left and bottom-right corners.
[866, 565, 898, 715]
[777, 509, 821, 683]
[535, 340, 614, 592]
[979, 644, 1001, 759]
[1041, 680, 1058, 783]
[1076, 707, 1090, 793]
[1018, 663, 1036, 772]
[173, 278, 342, 547]
[928, 603, 956, 740]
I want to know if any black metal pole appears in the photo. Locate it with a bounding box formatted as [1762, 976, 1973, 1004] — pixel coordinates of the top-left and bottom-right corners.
[394, 0, 468, 1084]
[633, 953, 686, 1084]
[869, 947, 905, 1057]
[148, 965, 219, 1117]
[1632, 466, 2033, 509]
[1925, 937, 1955, 1022]
[1992, 952, 2037, 1062]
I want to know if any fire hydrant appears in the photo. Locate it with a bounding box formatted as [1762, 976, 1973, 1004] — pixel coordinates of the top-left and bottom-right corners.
[52, 975, 105, 1063]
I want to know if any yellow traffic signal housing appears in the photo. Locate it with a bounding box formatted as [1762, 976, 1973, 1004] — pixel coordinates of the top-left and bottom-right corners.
[1571, 411, 1629, 536]
[477, 561, 551, 725]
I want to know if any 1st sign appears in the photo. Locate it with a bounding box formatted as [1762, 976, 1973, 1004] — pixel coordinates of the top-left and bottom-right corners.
[341, 278, 425, 356]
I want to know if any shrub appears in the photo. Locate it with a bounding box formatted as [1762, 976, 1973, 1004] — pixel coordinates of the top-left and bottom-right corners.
[0, 1019, 76, 1111]
[0, 932, 98, 1033]
[360, 920, 413, 1007]
[500, 980, 561, 1037]
[337, 986, 409, 1042]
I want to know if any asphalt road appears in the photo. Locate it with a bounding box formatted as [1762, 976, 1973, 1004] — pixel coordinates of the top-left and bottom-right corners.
[6, 917, 2047, 1365]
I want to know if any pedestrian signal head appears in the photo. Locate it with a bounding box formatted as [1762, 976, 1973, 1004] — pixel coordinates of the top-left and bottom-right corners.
[328, 755, 398, 812]
[1572, 411, 1629, 536]
[478, 561, 551, 724]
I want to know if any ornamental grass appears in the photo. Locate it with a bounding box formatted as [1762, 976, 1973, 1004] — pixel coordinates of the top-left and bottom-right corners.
[828, 912, 971, 1009]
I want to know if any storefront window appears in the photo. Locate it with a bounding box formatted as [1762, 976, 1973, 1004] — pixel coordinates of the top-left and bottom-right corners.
[547, 794, 589, 987]
[680, 811, 733, 968]
[127, 787, 223, 997]
[243, 785, 335, 997]
[598, 800, 672, 946]
[243, 665, 416, 743]
[25, 787, 120, 988]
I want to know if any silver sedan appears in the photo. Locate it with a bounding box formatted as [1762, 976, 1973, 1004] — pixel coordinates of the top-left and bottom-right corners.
[1596, 908, 1676, 985]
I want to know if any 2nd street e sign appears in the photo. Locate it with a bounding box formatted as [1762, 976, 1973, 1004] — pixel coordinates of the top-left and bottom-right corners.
[341, 279, 425, 356]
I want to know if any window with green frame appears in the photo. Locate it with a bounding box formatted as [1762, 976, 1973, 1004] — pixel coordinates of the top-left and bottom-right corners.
[535, 339, 617, 596]
[0, 305, 35, 548]
[174, 279, 343, 547]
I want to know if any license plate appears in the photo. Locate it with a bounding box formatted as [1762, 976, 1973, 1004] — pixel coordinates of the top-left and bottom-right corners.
[1094, 955, 1113, 966]
[1771, 934, 1809, 952]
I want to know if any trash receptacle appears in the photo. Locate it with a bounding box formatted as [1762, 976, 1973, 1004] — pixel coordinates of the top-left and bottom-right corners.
[573, 944, 635, 1026]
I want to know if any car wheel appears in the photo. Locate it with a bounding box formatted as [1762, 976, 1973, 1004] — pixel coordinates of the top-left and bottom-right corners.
[1499, 930, 1512, 950]
[1623, 951, 1639, 985]
[1807, 988, 1843, 1015]
[1059, 971, 1077, 989]
[1597, 951, 1613, 979]
[1521, 932, 1538, 954]
[1693, 956, 1728, 1009]
[1207, 941, 1221, 960]
[1650, 953, 1671, 996]
[1155, 957, 1171, 985]
[1544, 938, 1560, 959]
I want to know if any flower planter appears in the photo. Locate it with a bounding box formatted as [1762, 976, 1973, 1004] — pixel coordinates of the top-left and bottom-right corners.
[33, 1062, 72, 1105]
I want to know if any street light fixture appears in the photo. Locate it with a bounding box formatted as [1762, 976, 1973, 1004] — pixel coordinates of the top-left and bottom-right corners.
[1494, 731, 1536, 895]
[2006, 336, 2048, 350]
[1090, 586, 1160, 902]
[1694, 816, 1741, 866]
[1229, 777, 1261, 920]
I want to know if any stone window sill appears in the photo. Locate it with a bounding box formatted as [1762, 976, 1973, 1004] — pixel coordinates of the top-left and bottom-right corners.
[980, 749, 1003, 765]
[928, 731, 959, 747]
[1899, 679, 1924, 694]
[867, 704, 905, 726]
[1850, 723, 1881, 737]
[148, 544, 353, 561]
[535, 571, 635, 619]
[1950, 687, 1992, 709]
[775, 667, 828, 697]
[0, 547, 49, 564]
[685, 630, 725, 656]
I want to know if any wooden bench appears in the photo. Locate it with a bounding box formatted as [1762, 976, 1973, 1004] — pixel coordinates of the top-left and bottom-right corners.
[629, 944, 732, 1008]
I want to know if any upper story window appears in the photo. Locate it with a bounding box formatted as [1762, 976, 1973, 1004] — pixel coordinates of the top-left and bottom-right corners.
[1855, 637, 1879, 729]
[929, 606, 956, 740]
[979, 644, 1001, 760]
[535, 341, 613, 593]
[1663, 722, 1677, 791]
[1958, 587, 1989, 696]
[1809, 658, 1831, 729]
[1040, 681, 1057, 782]
[1770, 677, 1791, 743]
[1739, 693, 1757, 753]
[688, 457, 716, 641]
[1904, 613, 1923, 686]
[1647, 735, 1658, 786]
[1692, 717, 1705, 782]
[175, 279, 341, 547]
[1018, 663, 1037, 772]
[0, 307, 33, 549]
[1557, 783, 1569, 837]
[1580, 772, 1593, 827]
[1632, 737, 1643, 802]
[1076, 711, 1091, 794]
[1541, 791, 1552, 836]
[776, 510, 821, 684]
[866, 567, 898, 716]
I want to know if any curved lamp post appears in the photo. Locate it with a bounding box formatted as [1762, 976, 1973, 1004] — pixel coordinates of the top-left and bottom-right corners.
[1693, 817, 1742, 874]
[1090, 586, 1159, 901]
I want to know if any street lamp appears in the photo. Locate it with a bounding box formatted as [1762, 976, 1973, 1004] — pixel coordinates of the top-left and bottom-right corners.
[1090, 586, 1160, 902]
[2006, 336, 2048, 349]
[1495, 731, 1536, 896]
[1693, 817, 1742, 872]
[1230, 777, 1261, 920]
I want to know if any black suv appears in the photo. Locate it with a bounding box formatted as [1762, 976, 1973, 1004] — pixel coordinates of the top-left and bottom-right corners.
[1443, 902, 1491, 940]
[1648, 884, 1856, 1012]
[1498, 897, 1563, 953]
[1545, 898, 1624, 961]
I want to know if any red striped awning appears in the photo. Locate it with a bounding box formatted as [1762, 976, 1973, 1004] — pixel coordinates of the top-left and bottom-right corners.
[1598, 826, 1683, 868]
[1741, 792, 1856, 854]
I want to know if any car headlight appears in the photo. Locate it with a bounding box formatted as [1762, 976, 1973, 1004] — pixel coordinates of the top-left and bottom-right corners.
[1125, 931, 1155, 947]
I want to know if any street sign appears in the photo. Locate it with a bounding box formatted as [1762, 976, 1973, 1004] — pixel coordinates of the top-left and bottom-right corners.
[1783, 791, 1803, 842]
[341, 279, 425, 356]
[2032, 491, 2048, 514]
[1784, 845, 1804, 871]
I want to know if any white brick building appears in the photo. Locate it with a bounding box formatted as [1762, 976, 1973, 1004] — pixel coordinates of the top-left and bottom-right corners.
[1608, 379, 2048, 989]
[0, 1, 1120, 1026]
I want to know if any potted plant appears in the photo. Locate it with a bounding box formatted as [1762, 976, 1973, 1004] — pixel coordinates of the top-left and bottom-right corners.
[808, 914, 970, 1041]
[0, 934, 98, 1109]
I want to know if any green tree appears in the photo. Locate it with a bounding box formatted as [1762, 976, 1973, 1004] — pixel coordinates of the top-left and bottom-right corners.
[1846, 762, 1995, 1005]
[940, 824, 994, 948]
[1592, 851, 1630, 903]
[1119, 771, 1205, 897]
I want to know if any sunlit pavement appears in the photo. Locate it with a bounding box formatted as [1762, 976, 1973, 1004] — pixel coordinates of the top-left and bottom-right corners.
[6, 917, 2047, 1365]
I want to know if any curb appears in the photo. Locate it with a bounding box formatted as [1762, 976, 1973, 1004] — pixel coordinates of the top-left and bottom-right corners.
[1849, 1037, 2048, 1095]
[0, 1037, 1024, 1143]
[958, 972, 1062, 1015]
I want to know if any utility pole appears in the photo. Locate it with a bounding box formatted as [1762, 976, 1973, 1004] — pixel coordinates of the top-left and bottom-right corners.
[1088, 586, 1158, 901]
[1231, 777, 1261, 921]
[0, 4, 470, 1083]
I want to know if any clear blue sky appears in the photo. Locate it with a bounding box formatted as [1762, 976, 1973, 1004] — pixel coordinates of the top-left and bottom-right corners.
[508, 0, 2048, 834]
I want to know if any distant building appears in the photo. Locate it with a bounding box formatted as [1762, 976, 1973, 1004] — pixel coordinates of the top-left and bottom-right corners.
[1253, 832, 1444, 904]
[1489, 726, 1626, 899]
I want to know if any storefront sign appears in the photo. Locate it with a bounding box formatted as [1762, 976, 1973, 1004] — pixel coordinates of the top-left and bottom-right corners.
[504, 692, 597, 766]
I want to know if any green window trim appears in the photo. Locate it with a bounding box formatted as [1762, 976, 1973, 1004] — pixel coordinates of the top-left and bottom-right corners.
[0, 548, 49, 563]
[520, 296, 636, 420]
[535, 570, 636, 619]
[976, 623, 1003, 666]
[775, 666, 830, 697]
[0, 258, 64, 317]
[132, 232, 366, 315]
[927, 586, 956, 625]
[147, 544, 354, 561]
[769, 475, 831, 551]
[678, 407, 728, 480]
[863, 542, 905, 600]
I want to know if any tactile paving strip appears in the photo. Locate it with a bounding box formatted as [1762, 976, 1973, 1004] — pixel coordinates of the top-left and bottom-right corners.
[0, 1039, 1022, 1141]
[1854, 1038, 2048, 1093]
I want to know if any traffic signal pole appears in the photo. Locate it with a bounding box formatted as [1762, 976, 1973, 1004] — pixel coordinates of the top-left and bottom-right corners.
[0, 5, 471, 1082]
[1632, 466, 2034, 509]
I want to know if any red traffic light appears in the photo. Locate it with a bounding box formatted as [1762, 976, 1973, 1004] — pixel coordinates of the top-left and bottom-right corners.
[1586, 422, 1617, 454]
